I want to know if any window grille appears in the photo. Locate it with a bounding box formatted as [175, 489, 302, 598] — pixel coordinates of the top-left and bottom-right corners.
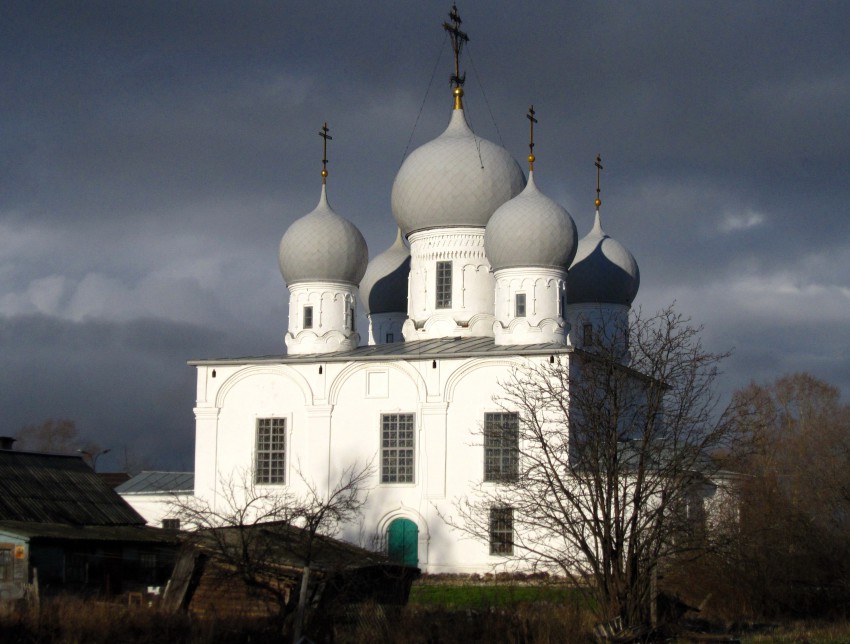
[484, 412, 519, 481]
[256, 418, 286, 484]
[381, 413, 415, 483]
[489, 507, 514, 555]
[435, 261, 452, 308]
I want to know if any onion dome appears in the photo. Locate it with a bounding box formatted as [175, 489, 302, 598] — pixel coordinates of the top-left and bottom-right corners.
[278, 185, 368, 285]
[391, 109, 526, 236]
[359, 229, 411, 315]
[568, 211, 640, 305]
[485, 172, 578, 271]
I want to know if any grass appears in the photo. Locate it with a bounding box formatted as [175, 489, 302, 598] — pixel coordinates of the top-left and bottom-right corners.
[737, 621, 850, 643]
[409, 581, 586, 608]
[5, 590, 850, 643]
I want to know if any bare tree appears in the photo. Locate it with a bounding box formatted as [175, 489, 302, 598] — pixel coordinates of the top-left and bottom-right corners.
[14, 418, 101, 455]
[708, 373, 850, 617]
[170, 460, 374, 641]
[454, 305, 742, 630]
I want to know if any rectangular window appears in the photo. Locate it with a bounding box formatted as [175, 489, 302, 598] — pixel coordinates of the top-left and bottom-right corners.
[489, 507, 514, 555]
[0, 548, 11, 582]
[161, 518, 180, 530]
[583, 323, 593, 346]
[435, 261, 452, 309]
[385, 332, 394, 343]
[345, 305, 353, 331]
[256, 418, 286, 484]
[515, 293, 526, 317]
[484, 412, 519, 481]
[303, 306, 314, 329]
[381, 413, 415, 483]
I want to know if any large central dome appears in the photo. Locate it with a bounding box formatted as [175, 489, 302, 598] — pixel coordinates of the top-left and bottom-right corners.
[391, 109, 525, 237]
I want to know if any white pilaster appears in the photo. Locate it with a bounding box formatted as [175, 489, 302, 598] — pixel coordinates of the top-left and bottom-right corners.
[421, 402, 449, 499]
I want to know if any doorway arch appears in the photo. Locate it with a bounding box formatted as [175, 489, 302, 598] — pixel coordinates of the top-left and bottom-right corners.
[387, 517, 419, 567]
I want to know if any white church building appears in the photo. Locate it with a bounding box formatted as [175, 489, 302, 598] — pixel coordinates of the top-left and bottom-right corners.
[125, 9, 640, 574]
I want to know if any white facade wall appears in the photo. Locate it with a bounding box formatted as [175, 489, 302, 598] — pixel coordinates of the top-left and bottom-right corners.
[191, 352, 563, 573]
[367, 312, 406, 345]
[567, 302, 630, 355]
[285, 281, 360, 355]
[493, 267, 568, 346]
[403, 228, 495, 341]
[120, 493, 188, 528]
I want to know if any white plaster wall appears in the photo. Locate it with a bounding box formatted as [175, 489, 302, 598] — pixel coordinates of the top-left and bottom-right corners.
[567, 302, 630, 356]
[405, 228, 495, 340]
[192, 353, 560, 573]
[367, 312, 406, 345]
[285, 281, 360, 354]
[120, 493, 188, 527]
[493, 267, 568, 346]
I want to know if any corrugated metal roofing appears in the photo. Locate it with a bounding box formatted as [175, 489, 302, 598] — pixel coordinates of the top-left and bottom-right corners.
[189, 336, 571, 366]
[116, 471, 194, 495]
[0, 451, 145, 526]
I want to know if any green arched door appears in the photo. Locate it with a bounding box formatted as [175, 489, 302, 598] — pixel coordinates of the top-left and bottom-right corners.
[387, 518, 418, 567]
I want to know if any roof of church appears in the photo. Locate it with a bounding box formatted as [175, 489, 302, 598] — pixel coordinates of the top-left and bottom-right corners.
[485, 171, 578, 272]
[391, 108, 525, 236]
[189, 336, 572, 366]
[569, 210, 640, 305]
[278, 184, 369, 286]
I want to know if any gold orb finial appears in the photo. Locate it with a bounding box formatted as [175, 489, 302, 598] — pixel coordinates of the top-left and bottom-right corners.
[453, 86, 464, 110]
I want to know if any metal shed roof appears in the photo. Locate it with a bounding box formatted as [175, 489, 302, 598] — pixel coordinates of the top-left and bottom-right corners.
[116, 471, 194, 495]
[189, 336, 571, 366]
[0, 450, 145, 526]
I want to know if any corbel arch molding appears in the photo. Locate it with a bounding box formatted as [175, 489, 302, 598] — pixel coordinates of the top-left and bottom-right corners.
[375, 504, 431, 540]
[443, 357, 528, 403]
[215, 364, 313, 408]
[327, 360, 427, 405]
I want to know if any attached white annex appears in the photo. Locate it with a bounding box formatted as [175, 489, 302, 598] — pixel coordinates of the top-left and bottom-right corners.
[135, 9, 642, 573]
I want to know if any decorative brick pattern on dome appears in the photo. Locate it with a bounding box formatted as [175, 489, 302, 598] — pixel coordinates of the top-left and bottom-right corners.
[485, 172, 578, 272]
[568, 211, 640, 305]
[391, 109, 525, 236]
[279, 186, 368, 286]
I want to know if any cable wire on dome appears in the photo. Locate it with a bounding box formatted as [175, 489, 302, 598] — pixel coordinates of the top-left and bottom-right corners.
[466, 43, 505, 148]
[398, 31, 448, 169]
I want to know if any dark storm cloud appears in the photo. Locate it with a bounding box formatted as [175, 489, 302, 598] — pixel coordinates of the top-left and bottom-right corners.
[1, 1, 849, 467]
[0, 314, 243, 469]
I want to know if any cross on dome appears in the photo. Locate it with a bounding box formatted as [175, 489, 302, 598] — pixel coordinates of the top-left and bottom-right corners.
[443, 3, 469, 109]
[595, 154, 603, 209]
[527, 105, 538, 171]
[319, 122, 332, 184]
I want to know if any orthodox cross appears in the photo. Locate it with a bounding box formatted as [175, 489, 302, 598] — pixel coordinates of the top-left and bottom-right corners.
[443, 3, 469, 89]
[319, 122, 332, 184]
[527, 105, 538, 172]
[595, 154, 603, 209]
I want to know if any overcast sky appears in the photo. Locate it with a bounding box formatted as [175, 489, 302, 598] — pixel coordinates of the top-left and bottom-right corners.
[2, 1, 848, 471]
